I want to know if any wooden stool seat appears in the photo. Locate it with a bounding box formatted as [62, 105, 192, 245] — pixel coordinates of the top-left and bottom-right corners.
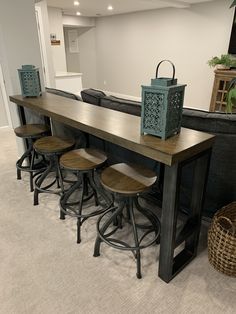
[14, 124, 49, 138]
[14, 123, 50, 192]
[101, 163, 157, 195]
[34, 136, 75, 155]
[60, 148, 107, 171]
[59, 148, 110, 243]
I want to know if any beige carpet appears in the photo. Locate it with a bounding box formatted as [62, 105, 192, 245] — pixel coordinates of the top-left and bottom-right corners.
[0, 126, 235, 314]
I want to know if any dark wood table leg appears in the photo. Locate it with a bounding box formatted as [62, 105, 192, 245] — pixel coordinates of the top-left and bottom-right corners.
[158, 163, 180, 282]
[185, 149, 211, 256]
[17, 104, 26, 125]
[16, 104, 30, 150]
[158, 149, 211, 283]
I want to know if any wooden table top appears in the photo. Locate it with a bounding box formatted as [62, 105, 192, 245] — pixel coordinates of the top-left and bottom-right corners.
[10, 93, 215, 166]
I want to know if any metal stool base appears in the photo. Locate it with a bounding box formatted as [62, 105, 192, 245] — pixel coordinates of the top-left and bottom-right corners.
[16, 138, 47, 192]
[60, 170, 112, 243]
[94, 196, 160, 279]
[34, 154, 64, 205]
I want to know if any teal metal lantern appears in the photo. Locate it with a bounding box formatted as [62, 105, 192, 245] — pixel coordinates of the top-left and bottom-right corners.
[141, 60, 186, 140]
[18, 65, 42, 97]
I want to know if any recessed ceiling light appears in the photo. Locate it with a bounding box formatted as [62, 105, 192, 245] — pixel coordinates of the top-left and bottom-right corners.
[107, 5, 113, 11]
[74, 1, 79, 6]
[76, 11, 81, 16]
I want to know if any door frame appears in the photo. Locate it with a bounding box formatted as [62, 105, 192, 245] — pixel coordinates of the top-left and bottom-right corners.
[0, 63, 12, 127]
[35, 5, 50, 86]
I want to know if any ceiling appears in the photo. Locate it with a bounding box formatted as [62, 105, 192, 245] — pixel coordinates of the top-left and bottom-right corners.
[45, 0, 216, 17]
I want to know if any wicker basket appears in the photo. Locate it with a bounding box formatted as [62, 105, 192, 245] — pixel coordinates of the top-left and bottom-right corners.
[208, 202, 236, 276]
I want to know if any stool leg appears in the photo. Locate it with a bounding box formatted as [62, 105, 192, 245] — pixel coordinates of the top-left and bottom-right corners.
[55, 155, 64, 193]
[129, 198, 142, 279]
[29, 148, 36, 192]
[126, 203, 131, 221]
[16, 140, 33, 180]
[87, 171, 113, 209]
[60, 207, 66, 220]
[17, 167, 21, 180]
[134, 198, 160, 243]
[93, 202, 125, 257]
[55, 156, 61, 189]
[60, 173, 81, 220]
[116, 196, 125, 228]
[83, 175, 89, 197]
[77, 173, 85, 244]
[87, 171, 98, 206]
[17, 169, 21, 180]
[34, 157, 54, 205]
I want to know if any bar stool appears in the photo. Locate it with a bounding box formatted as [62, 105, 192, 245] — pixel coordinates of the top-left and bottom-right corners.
[93, 163, 161, 279]
[14, 124, 50, 191]
[60, 148, 112, 243]
[33, 136, 75, 205]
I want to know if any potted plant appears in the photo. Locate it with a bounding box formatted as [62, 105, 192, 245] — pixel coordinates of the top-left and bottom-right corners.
[226, 78, 236, 113]
[230, 0, 236, 8]
[207, 54, 236, 70]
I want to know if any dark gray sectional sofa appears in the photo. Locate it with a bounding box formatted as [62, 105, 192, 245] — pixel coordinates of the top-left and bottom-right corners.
[44, 87, 236, 218]
[181, 109, 236, 217]
[45, 87, 87, 148]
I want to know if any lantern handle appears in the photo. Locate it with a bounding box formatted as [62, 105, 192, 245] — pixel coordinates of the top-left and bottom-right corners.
[155, 60, 175, 82]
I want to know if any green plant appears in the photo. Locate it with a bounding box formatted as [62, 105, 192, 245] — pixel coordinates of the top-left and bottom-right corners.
[230, 0, 236, 8]
[207, 54, 236, 68]
[226, 78, 236, 113]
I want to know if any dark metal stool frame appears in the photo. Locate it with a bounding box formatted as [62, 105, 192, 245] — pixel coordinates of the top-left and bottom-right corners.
[33, 152, 66, 205]
[33, 137, 75, 206]
[60, 167, 112, 244]
[15, 130, 49, 192]
[94, 193, 161, 279]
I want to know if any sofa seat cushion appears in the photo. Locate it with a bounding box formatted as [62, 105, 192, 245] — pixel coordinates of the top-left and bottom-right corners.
[100, 95, 141, 116]
[81, 88, 106, 106]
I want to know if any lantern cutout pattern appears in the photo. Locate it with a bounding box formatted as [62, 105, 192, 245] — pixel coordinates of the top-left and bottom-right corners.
[18, 65, 42, 97]
[141, 60, 186, 140]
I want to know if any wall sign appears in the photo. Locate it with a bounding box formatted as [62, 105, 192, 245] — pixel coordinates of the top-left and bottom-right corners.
[50, 33, 60, 45]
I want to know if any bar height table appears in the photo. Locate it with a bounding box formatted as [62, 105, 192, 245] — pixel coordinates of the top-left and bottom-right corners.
[10, 93, 215, 283]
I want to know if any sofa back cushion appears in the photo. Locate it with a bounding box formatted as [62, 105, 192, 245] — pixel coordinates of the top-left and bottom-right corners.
[100, 95, 141, 116]
[81, 88, 106, 106]
[45, 87, 81, 101]
[182, 108, 236, 133]
[181, 108, 236, 217]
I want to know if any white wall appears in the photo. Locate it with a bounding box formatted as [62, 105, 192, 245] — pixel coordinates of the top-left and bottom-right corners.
[90, 0, 233, 109]
[0, 0, 44, 123]
[62, 15, 95, 28]
[48, 7, 67, 72]
[77, 28, 97, 88]
[35, 0, 55, 87]
[0, 0, 44, 154]
[0, 63, 11, 127]
[0, 85, 8, 127]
